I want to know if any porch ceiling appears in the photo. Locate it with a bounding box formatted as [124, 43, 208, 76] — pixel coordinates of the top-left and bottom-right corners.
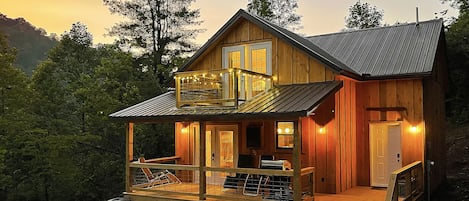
[109, 81, 343, 122]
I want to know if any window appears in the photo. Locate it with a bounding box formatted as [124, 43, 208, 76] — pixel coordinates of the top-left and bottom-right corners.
[277, 121, 294, 148]
[222, 42, 272, 100]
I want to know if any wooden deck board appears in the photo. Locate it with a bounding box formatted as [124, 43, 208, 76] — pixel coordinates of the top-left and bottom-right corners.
[315, 187, 386, 201]
[127, 183, 382, 201]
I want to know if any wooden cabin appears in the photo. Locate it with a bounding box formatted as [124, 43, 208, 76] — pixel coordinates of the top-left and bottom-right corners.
[110, 9, 446, 201]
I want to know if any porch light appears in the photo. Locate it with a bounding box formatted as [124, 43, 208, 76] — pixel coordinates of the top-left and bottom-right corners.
[318, 127, 325, 134]
[181, 126, 189, 134]
[409, 126, 419, 133]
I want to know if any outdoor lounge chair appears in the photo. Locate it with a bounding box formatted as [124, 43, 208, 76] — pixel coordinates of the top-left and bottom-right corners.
[133, 157, 181, 188]
[242, 155, 275, 196]
[223, 154, 254, 190]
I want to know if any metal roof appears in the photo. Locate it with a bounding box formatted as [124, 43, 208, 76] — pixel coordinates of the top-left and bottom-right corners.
[307, 20, 443, 78]
[109, 81, 342, 122]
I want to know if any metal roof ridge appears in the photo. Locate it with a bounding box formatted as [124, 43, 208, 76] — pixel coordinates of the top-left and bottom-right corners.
[306, 18, 443, 39]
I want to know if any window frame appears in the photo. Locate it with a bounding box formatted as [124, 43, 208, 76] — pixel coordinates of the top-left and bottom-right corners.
[221, 41, 272, 100]
[276, 121, 295, 149]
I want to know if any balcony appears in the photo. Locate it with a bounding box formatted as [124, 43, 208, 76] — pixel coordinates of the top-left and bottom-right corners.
[174, 68, 273, 108]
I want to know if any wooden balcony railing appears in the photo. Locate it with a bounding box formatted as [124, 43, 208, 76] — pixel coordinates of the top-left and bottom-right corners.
[385, 161, 424, 201]
[174, 68, 272, 108]
[126, 156, 314, 201]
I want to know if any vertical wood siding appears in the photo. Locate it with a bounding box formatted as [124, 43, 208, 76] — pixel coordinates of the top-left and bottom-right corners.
[355, 79, 425, 186]
[186, 20, 335, 85]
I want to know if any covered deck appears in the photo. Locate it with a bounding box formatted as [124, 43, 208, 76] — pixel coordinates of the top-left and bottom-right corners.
[110, 78, 423, 201]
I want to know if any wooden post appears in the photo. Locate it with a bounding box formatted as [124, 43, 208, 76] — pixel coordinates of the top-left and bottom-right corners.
[310, 168, 315, 198]
[293, 120, 302, 201]
[199, 121, 206, 200]
[175, 76, 181, 108]
[233, 71, 238, 108]
[125, 122, 134, 192]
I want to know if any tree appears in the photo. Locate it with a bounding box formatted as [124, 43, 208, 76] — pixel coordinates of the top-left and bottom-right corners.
[103, 0, 203, 92]
[345, 1, 384, 29]
[247, 0, 302, 31]
[32, 22, 98, 135]
[441, 0, 469, 123]
[0, 31, 32, 200]
[442, 0, 469, 15]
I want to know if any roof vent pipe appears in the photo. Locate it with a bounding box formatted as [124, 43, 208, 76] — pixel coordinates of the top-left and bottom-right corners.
[416, 7, 420, 26]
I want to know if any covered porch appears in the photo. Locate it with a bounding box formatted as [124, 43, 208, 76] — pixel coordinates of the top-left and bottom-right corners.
[110, 80, 423, 201]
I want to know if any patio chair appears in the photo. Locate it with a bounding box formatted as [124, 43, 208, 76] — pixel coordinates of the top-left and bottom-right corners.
[242, 155, 275, 196]
[133, 157, 181, 188]
[223, 154, 254, 190]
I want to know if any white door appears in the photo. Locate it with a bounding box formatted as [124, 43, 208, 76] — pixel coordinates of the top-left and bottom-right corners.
[369, 122, 402, 187]
[205, 125, 238, 184]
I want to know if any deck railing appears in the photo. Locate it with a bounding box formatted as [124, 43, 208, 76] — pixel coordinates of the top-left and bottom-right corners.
[174, 68, 272, 108]
[385, 161, 424, 201]
[127, 157, 314, 201]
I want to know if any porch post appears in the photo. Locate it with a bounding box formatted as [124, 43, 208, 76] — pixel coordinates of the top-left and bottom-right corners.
[293, 119, 302, 201]
[199, 121, 206, 200]
[125, 122, 134, 192]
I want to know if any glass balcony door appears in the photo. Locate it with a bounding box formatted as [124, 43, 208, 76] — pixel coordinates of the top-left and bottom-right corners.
[205, 125, 238, 185]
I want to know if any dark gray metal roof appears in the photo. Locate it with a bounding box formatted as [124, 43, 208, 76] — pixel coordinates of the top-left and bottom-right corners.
[307, 20, 443, 78]
[109, 81, 342, 122]
[179, 9, 360, 79]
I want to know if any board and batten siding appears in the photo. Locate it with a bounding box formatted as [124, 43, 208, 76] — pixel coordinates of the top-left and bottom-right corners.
[423, 36, 447, 192]
[185, 19, 336, 85]
[355, 79, 425, 186]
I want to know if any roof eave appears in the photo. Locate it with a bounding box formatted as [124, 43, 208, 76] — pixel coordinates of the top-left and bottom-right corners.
[361, 72, 433, 80]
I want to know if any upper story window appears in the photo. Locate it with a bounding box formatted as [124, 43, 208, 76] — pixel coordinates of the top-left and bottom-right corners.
[222, 42, 272, 100]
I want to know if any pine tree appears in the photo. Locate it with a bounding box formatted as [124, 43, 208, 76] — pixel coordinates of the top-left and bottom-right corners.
[103, 0, 203, 92]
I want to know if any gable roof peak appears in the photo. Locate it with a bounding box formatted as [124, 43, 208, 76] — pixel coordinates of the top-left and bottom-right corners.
[179, 8, 360, 78]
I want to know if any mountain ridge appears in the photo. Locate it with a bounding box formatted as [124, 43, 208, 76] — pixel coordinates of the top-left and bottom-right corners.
[0, 13, 58, 75]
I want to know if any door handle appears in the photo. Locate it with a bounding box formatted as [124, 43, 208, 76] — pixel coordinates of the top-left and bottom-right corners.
[211, 153, 215, 161]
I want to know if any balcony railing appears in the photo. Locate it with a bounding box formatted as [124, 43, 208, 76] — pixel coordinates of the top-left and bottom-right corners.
[127, 156, 314, 201]
[385, 161, 423, 201]
[174, 68, 273, 108]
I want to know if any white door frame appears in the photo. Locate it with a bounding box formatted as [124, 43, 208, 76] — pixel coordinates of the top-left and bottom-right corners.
[369, 121, 402, 187]
[193, 124, 238, 184]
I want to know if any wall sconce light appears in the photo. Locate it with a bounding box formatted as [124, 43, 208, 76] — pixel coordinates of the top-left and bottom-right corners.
[409, 126, 419, 134]
[180, 122, 189, 134]
[318, 127, 325, 134]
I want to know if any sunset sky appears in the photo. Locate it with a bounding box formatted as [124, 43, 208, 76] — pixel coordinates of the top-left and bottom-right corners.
[0, 0, 458, 45]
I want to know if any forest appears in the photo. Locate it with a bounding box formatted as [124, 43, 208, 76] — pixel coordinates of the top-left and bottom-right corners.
[0, 0, 468, 200]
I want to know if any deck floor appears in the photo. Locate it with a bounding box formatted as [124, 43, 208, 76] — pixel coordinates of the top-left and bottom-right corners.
[315, 187, 387, 201]
[128, 183, 385, 201]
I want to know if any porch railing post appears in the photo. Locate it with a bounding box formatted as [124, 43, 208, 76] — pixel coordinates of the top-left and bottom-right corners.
[125, 122, 134, 192]
[175, 76, 181, 108]
[233, 70, 238, 108]
[199, 121, 206, 200]
[293, 120, 302, 201]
